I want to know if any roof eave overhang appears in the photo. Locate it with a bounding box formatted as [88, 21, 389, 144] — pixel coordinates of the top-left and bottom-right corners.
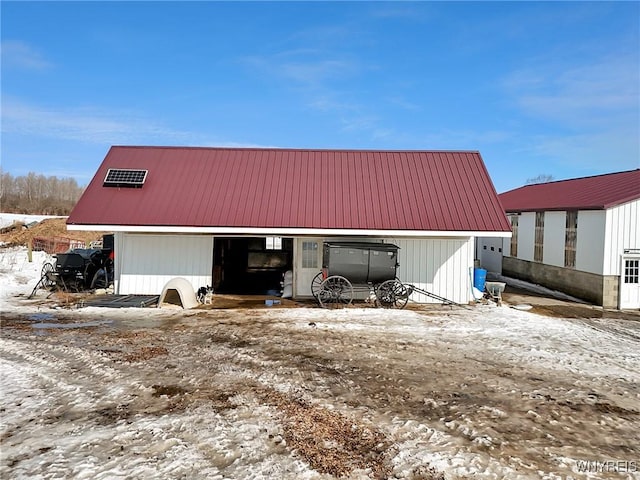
[66, 224, 512, 238]
[504, 197, 640, 213]
[505, 206, 605, 213]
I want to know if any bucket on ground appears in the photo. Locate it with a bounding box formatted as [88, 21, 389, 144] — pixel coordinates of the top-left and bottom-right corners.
[473, 268, 487, 292]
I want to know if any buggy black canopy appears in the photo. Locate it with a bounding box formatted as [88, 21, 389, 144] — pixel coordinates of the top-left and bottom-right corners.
[322, 242, 400, 285]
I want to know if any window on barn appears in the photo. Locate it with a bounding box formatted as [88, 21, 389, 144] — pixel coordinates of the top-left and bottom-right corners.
[624, 259, 639, 284]
[265, 237, 282, 250]
[564, 211, 578, 268]
[534, 212, 544, 262]
[302, 241, 319, 268]
[509, 215, 518, 257]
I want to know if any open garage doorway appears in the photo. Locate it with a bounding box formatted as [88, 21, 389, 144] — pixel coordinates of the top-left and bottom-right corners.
[213, 237, 293, 295]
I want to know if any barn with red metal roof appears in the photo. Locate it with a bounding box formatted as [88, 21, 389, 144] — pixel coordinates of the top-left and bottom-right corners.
[493, 169, 640, 309]
[499, 169, 640, 213]
[68, 146, 511, 304]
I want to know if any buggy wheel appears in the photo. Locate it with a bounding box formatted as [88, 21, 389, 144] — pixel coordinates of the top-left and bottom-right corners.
[90, 268, 108, 289]
[318, 275, 353, 308]
[376, 279, 410, 309]
[41, 263, 56, 288]
[310, 272, 324, 299]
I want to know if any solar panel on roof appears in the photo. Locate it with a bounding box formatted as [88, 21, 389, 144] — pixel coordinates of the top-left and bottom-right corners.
[103, 169, 148, 188]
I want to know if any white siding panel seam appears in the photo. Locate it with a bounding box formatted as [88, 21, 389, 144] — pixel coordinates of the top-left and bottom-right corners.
[604, 200, 640, 276]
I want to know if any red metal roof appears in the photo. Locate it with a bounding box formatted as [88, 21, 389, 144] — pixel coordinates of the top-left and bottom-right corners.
[67, 147, 511, 233]
[500, 169, 640, 213]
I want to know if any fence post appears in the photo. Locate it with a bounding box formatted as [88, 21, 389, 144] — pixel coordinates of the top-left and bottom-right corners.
[28, 239, 33, 263]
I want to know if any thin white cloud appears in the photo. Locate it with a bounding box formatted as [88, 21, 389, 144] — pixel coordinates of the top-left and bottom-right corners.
[368, 5, 429, 21]
[243, 48, 394, 141]
[414, 129, 513, 148]
[1, 41, 52, 70]
[286, 24, 359, 48]
[339, 115, 379, 133]
[529, 129, 640, 171]
[1, 97, 278, 153]
[501, 52, 640, 173]
[281, 59, 356, 85]
[308, 94, 400, 141]
[504, 53, 639, 129]
[242, 51, 361, 88]
[307, 96, 358, 113]
[1, 98, 197, 145]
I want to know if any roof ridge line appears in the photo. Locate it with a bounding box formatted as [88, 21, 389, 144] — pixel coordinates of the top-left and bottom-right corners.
[520, 168, 640, 188]
[110, 145, 481, 154]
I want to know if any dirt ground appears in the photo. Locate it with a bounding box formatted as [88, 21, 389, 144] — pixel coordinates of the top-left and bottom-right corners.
[0, 217, 103, 247]
[1, 289, 639, 479]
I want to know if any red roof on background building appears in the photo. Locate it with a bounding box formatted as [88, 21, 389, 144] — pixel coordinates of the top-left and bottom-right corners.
[499, 169, 640, 213]
[67, 146, 511, 233]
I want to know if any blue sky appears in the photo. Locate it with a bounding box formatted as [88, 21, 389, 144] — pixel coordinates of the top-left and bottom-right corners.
[1, 1, 638, 193]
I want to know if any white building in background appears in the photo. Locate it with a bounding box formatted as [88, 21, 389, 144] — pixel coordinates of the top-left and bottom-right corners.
[495, 169, 640, 309]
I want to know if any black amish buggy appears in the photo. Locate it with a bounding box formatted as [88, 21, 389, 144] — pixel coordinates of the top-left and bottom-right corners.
[310, 242, 411, 309]
[310, 241, 463, 309]
[29, 235, 114, 298]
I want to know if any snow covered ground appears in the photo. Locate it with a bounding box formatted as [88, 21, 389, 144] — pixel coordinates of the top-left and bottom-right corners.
[487, 272, 589, 304]
[1, 246, 639, 480]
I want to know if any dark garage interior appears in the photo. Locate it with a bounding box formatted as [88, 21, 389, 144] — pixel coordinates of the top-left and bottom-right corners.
[212, 237, 293, 295]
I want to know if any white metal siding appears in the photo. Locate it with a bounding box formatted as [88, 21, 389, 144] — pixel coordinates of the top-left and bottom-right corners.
[517, 212, 536, 262]
[502, 236, 511, 258]
[113, 232, 125, 294]
[603, 200, 640, 276]
[542, 212, 565, 267]
[118, 234, 213, 295]
[504, 203, 638, 277]
[502, 214, 517, 259]
[394, 237, 473, 304]
[575, 210, 606, 275]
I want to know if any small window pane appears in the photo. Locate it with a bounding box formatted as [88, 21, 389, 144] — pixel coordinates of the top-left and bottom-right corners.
[266, 237, 282, 250]
[624, 260, 639, 284]
[302, 241, 318, 268]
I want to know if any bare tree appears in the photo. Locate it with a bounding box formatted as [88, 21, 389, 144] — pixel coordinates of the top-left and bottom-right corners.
[0, 171, 85, 215]
[526, 174, 555, 185]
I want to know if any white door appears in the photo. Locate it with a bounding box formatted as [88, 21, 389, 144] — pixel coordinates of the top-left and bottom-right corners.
[620, 256, 640, 309]
[478, 237, 504, 273]
[294, 238, 323, 298]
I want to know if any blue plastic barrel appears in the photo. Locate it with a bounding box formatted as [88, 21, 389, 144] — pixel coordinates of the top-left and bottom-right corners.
[473, 268, 487, 292]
